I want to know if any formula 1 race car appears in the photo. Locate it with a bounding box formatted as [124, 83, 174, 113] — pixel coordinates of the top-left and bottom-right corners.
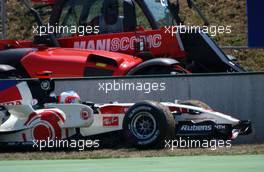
[0, 79, 251, 148]
[0, 0, 244, 79]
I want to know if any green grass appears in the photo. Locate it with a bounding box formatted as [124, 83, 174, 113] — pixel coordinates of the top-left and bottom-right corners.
[1, 144, 264, 160]
[0, 155, 263, 172]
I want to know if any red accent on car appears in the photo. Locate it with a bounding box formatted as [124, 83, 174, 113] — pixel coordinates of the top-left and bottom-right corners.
[64, 96, 78, 104]
[22, 133, 27, 142]
[20, 48, 142, 78]
[24, 112, 38, 126]
[80, 110, 90, 120]
[181, 108, 188, 113]
[168, 106, 177, 112]
[99, 106, 129, 114]
[48, 109, 66, 122]
[36, 71, 53, 79]
[24, 110, 65, 140]
[33, 124, 52, 140]
[168, 106, 189, 114]
[0, 85, 22, 104]
[103, 117, 119, 127]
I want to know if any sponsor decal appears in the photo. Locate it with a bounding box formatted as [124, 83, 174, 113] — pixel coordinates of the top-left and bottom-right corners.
[103, 116, 119, 127]
[216, 125, 226, 130]
[80, 109, 90, 120]
[180, 125, 212, 131]
[74, 34, 162, 51]
[0, 100, 22, 106]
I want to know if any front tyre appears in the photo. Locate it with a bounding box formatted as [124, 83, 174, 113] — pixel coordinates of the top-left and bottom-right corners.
[123, 101, 175, 149]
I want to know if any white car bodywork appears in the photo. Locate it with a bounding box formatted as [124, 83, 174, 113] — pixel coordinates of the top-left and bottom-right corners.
[0, 81, 251, 144]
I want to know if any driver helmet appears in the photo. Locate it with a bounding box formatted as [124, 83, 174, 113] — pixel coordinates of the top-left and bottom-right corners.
[58, 91, 81, 104]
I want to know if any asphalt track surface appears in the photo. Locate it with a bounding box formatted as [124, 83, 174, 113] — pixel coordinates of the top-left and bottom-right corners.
[0, 155, 263, 172]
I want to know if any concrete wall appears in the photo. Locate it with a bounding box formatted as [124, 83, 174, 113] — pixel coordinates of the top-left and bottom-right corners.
[54, 73, 264, 144]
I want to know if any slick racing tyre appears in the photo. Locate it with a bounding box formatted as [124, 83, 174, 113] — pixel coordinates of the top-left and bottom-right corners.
[179, 100, 212, 110]
[123, 101, 175, 149]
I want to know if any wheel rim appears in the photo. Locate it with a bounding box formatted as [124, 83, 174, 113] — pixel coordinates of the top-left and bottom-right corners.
[131, 112, 157, 140]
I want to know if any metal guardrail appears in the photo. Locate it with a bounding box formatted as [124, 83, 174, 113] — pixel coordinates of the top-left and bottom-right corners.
[221, 46, 264, 49]
[221, 46, 249, 49]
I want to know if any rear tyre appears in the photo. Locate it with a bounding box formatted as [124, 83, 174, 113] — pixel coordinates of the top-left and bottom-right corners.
[123, 101, 175, 149]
